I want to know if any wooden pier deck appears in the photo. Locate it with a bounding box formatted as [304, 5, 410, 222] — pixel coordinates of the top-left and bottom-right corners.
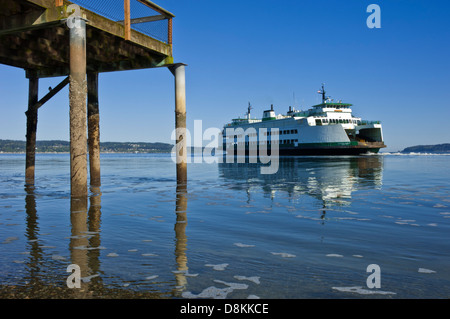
[0, 0, 187, 197]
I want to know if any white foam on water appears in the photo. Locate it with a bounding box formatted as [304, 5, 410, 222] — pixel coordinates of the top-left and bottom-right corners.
[271, 252, 296, 258]
[205, 263, 229, 271]
[145, 275, 159, 280]
[234, 243, 255, 248]
[81, 274, 99, 283]
[379, 152, 450, 156]
[107, 252, 119, 257]
[81, 231, 100, 235]
[51, 255, 66, 261]
[172, 270, 199, 277]
[182, 286, 233, 299]
[234, 275, 261, 284]
[326, 254, 344, 258]
[332, 286, 396, 295]
[213, 279, 249, 290]
[73, 245, 106, 250]
[247, 295, 261, 299]
[141, 253, 158, 256]
[418, 268, 436, 274]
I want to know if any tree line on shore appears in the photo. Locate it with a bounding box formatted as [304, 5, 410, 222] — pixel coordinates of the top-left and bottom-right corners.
[0, 139, 173, 153]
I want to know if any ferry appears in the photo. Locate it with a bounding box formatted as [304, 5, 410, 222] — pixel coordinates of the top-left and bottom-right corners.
[221, 85, 386, 156]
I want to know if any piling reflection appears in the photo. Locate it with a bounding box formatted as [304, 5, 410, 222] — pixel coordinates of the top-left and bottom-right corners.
[24, 184, 43, 288]
[218, 156, 384, 208]
[68, 187, 102, 296]
[86, 187, 103, 289]
[173, 181, 188, 295]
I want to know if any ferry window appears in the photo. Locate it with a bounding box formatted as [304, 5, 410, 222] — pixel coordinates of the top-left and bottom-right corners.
[339, 119, 343, 123]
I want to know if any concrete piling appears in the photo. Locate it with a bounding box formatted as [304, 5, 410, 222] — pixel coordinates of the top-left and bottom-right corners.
[171, 64, 187, 184]
[69, 19, 88, 198]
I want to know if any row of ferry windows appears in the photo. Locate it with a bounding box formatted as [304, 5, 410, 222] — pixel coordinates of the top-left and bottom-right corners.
[264, 129, 298, 136]
[235, 139, 299, 145]
[323, 118, 361, 124]
[229, 129, 299, 138]
[223, 119, 362, 138]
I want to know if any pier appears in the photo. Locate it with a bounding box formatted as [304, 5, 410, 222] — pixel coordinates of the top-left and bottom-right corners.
[0, 0, 187, 196]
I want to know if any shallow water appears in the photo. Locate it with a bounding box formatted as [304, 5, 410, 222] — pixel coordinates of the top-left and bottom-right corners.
[0, 153, 449, 298]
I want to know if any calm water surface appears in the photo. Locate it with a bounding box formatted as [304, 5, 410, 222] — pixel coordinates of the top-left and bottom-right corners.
[1, 153, 449, 298]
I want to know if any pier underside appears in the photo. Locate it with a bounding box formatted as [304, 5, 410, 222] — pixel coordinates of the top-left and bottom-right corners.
[0, 0, 173, 77]
[0, 0, 186, 197]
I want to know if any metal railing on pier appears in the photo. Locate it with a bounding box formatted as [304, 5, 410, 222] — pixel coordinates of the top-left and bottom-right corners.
[66, 0, 174, 44]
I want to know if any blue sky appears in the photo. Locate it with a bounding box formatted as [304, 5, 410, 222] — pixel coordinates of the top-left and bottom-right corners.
[1, 0, 449, 151]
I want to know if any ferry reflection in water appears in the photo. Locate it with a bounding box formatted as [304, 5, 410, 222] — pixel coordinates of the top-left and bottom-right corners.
[218, 156, 383, 212]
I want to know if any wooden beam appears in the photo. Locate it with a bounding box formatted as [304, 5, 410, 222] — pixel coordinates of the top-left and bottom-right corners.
[0, 20, 63, 36]
[124, 0, 131, 41]
[34, 76, 69, 109]
[25, 73, 39, 185]
[168, 17, 173, 45]
[137, 0, 175, 18]
[117, 14, 167, 25]
[87, 72, 101, 186]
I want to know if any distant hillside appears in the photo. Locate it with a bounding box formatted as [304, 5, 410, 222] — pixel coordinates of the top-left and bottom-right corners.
[402, 143, 450, 153]
[0, 139, 173, 153]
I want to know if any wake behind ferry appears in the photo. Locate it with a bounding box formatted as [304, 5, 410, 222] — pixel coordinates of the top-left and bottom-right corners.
[221, 85, 386, 156]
